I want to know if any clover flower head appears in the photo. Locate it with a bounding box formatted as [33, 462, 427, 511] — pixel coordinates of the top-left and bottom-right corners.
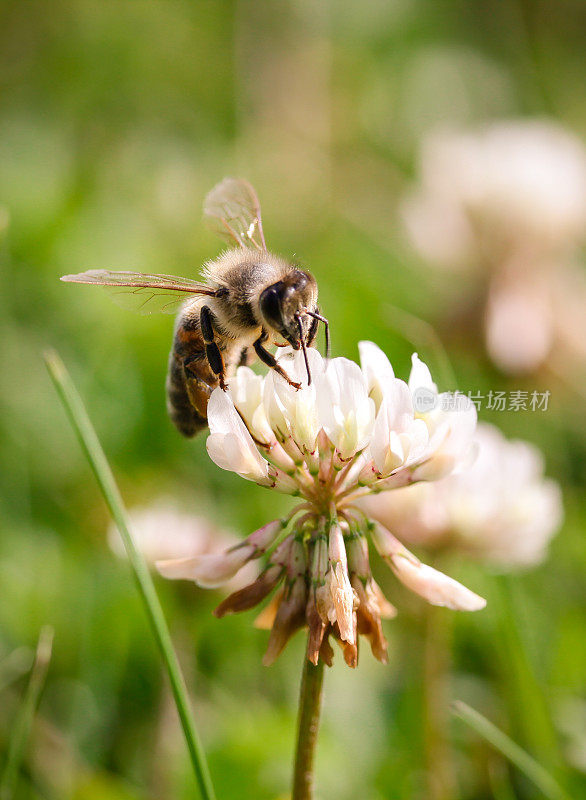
[158, 343, 485, 667]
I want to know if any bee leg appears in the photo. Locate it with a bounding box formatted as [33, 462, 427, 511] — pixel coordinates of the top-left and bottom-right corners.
[306, 313, 319, 347]
[200, 305, 227, 390]
[253, 332, 302, 390]
[305, 307, 329, 356]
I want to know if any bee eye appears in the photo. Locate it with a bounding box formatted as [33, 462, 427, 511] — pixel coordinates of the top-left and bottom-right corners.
[292, 271, 308, 291]
[259, 284, 284, 330]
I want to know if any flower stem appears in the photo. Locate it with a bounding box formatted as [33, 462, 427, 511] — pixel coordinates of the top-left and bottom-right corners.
[292, 646, 325, 800]
[423, 603, 455, 800]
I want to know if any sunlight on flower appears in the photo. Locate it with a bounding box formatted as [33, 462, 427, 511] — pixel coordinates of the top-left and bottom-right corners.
[157, 343, 485, 667]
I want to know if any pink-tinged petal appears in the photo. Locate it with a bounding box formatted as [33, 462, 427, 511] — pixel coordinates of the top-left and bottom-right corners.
[390, 554, 486, 611]
[246, 519, 285, 550]
[156, 544, 255, 588]
[369, 521, 412, 559]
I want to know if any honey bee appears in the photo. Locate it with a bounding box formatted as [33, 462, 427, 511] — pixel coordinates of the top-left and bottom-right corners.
[61, 178, 328, 437]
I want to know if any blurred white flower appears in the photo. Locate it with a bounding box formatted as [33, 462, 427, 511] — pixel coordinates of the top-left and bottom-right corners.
[158, 343, 485, 668]
[403, 119, 586, 374]
[404, 120, 586, 264]
[360, 423, 563, 568]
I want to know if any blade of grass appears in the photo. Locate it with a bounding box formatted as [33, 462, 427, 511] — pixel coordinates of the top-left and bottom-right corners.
[0, 626, 53, 800]
[45, 350, 216, 800]
[452, 701, 571, 800]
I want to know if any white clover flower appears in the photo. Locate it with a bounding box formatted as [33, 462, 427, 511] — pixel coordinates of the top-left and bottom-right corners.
[361, 423, 563, 568]
[403, 120, 586, 266]
[158, 343, 485, 668]
[402, 120, 586, 374]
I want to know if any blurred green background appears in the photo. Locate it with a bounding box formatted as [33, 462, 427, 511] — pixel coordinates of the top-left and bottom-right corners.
[1, 1, 585, 798]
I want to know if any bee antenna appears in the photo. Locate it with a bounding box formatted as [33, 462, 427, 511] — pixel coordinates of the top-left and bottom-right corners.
[305, 309, 330, 359]
[295, 313, 312, 385]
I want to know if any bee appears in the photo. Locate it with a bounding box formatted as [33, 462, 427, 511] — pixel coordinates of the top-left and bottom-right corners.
[61, 178, 329, 437]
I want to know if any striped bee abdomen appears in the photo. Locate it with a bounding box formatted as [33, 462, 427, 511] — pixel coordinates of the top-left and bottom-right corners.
[166, 320, 218, 437]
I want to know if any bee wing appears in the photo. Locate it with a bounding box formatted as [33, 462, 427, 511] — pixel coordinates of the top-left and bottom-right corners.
[203, 177, 267, 251]
[60, 270, 216, 315]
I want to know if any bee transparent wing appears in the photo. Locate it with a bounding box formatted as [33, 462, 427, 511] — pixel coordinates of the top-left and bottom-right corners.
[203, 177, 267, 251]
[60, 270, 216, 315]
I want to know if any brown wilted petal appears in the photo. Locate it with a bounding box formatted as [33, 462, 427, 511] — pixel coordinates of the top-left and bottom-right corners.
[263, 576, 307, 666]
[214, 564, 283, 618]
[319, 632, 335, 667]
[254, 588, 283, 630]
[316, 525, 357, 644]
[343, 629, 358, 668]
[371, 579, 398, 619]
[306, 591, 326, 665]
[352, 576, 389, 664]
[331, 618, 359, 668]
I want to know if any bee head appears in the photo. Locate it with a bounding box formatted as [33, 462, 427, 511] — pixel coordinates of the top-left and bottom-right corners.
[259, 269, 318, 349]
[259, 269, 328, 386]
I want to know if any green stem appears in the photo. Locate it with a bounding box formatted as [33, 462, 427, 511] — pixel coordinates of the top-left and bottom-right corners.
[423, 604, 456, 800]
[292, 647, 325, 800]
[45, 350, 216, 800]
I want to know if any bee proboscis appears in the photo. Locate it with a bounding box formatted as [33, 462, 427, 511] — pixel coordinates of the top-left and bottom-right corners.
[61, 178, 328, 437]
